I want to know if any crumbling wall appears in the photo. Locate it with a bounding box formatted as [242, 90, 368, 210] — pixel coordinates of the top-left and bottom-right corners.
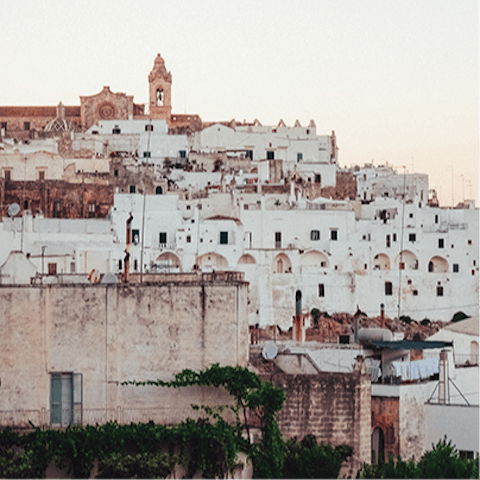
[371, 396, 400, 459]
[273, 366, 371, 476]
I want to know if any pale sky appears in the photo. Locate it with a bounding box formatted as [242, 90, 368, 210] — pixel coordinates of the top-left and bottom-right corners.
[1, 0, 478, 206]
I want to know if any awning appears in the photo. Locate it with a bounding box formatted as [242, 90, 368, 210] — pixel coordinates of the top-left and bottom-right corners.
[367, 340, 453, 350]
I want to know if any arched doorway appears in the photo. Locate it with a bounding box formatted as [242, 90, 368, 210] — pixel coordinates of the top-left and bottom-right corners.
[372, 427, 385, 463]
[155, 186, 163, 195]
[295, 290, 302, 316]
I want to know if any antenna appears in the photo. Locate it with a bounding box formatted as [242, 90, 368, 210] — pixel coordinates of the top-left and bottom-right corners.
[8, 203, 20, 217]
[262, 341, 278, 360]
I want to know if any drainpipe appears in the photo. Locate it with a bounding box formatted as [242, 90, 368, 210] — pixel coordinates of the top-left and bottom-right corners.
[380, 303, 385, 329]
[124, 213, 133, 283]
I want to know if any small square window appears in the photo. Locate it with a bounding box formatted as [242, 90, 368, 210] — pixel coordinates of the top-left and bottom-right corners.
[114, 169, 119, 177]
[143, 151, 151, 158]
[436, 286, 443, 296]
[413, 290, 418, 296]
[145, 124, 153, 131]
[179, 150, 186, 158]
[38, 170, 45, 180]
[438, 238, 444, 248]
[315, 174, 321, 183]
[311, 230, 320, 241]
[246, 150, 253, 159]
[186, 236, 191, 243]
[364, 264, 367, 269]
[297, 153, 303, 162]
[319, 284, 325, 297]
[129, 185, 136, 193]
[220, 232, 228, 244]
[48, 263, 57, 275]
[409, 234, 416, 242]
[267, 151, 274, 160]
[468, 240, 472, 245]
[409, 213, 413, 218]
[330, 230, 338, 241]
[453, 264, 459, 273]
[186, 205, 191, 210]
[24, 122, 30, 130]
[112, 127, 121, 134]
[385, 282, 393, 295]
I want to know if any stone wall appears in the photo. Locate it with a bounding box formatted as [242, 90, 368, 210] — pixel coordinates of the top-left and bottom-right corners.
[273, 362, 371, 476]
[0, 276, 248, 424]
[371, 396, 400, 459]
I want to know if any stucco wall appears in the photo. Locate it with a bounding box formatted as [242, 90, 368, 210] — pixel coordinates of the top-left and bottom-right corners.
[0, 277, 248, 423]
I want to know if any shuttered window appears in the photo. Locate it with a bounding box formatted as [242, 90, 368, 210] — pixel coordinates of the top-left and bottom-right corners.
[50, 373, 82, 427]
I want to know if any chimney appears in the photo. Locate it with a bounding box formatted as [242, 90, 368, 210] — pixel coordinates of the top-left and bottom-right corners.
[439, 350, 450, 404]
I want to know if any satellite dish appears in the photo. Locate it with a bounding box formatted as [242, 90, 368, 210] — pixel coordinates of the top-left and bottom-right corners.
[262, 341, 278, 360]
[8, 203, 20, 217]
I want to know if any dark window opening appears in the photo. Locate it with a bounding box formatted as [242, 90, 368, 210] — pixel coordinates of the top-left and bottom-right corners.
[1, 122, 7, 131]
[393, 233, 397, 242]
[129, 185, 136, 193]
[112, 127, 121, 134]
[114, 169, 119, 177]
[4, 170, 11, 181]
[297, 153, 303, 162]
[409, 233, 416, 242]
[145, 124, 153, 131]
[386, 235, 391, 248]
[315, 174, 321, 183]
[38, 170, 45, 180]
[143, 151, 151, 158]
[428, 261, 433, 272]
[134, 259, 138, 271]
[339, 335, 350, 344]
[311, 230, 320, 241]
[413, 289, 418, 296]
[48, 263, 57, 275]
[186, 236, 191, 243]
[220, 231, 228, 244]
[435, 214, 439, 224]
[275, 231, 282, 248]
[24, 122, 30, 130]
[179, 150, 186, 159]
[330, 230, 338, 241]
[159, 232, 167, 244]
[246, 150, 253, 159]
[267, 151, 274, 160]
[295, 290, 302, 315]
[385, 282, 393, 295]
[156, 88, 163, 106]
[453, 264, 459, 272]
[437, 286, 443, 296]
[118, 259, 122, 270]
[132, 229, 140, 245]
[155, 186, 163, 195]
[24, 200, 28, 209]
[438, 238, 444, 248]
[319, 284, 325, 297]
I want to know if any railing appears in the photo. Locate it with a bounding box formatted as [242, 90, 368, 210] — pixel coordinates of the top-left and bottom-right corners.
[454, 354, 479, 367]
[0, 406, 214, 430]
[158, 243, 177, 250]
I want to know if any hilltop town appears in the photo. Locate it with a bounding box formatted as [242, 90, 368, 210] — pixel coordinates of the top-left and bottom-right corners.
[0, 54, 478, 476]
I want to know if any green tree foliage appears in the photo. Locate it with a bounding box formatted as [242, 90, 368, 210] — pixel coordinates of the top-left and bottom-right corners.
[311, 308, 321, 327]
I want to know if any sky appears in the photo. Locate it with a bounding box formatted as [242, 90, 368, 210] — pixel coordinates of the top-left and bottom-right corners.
[1, 0, 478, 206]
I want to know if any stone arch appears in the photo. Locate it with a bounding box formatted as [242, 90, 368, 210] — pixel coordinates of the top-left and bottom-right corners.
[428, 256, 448, 273]
[373, 253, 391, 270]
[155, 186, 163, 195]
[299, 250, 329, 268]
[395, 250, 419, 270]
[237, 254, 256, 265]
[196, 252, 228, 270]
[155, 252, 182, 272]
[273, 253, 292, 274]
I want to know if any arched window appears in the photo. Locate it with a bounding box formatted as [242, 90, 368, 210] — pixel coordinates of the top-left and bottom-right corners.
[295, 290, 302, 316]
[156, 88, 163, 106]
[155, 186, 163, 195]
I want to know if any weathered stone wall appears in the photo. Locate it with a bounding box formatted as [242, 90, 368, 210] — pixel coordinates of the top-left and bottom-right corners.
[0, 277, 248, 420]
[371, 396, 400, 459]
[273, 367, 371, 476]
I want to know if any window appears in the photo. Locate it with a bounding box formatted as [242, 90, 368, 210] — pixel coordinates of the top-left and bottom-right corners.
[155, 186, 163, 195]
[319, 284, 325, 297]
[275, 232, 282, 248]
[339, 335, 350, 344]
[129, 185, 136, 193]
[114, 169, 119, 177]
[143, 151, 151, 158]
[393, 233, 397, 242]
[24, 200, 28, 209]
[409, 233, 416, 242]
[48, 263, 57, 275]
[435, 214, 439, 224]
[132, 229, 140, 245]
[4, 169, 11, 180]
[453, 264, 459, 273]
[112, 126, 121, 134]
[1, 122, 6, 131]
[159, 232, 167, 245]
[330, 229, 338, 241]
[315, 174, 321, 183]
[468, 240, 472, 245]
[50, 373, 82, 427]
[118, 259, 122, 270]
[145, 124, 154, 131]
[413, 289, 418, 296]
[70, 262, 76, 273]
[53, 201, 61, 218]
[311, 230, 320, 241]
[438, 238, 444, 248]
[186, 235, 191, 243]
[399, 262, 405, 270]
[38, 170, 45, 180]
[88, 203, 95, 213]
[436, 286, 443, 296]
[246, 150, 253, 159]
[134, 259, 138, 271]
[297, 153, 303, 162]
[409, 213, 413, 218]
[267, 151, 274, 160]
[386, 235, 391, 248]
[24, 122, 30, 130]
[179, 150, 186, 159]
[385, 282, 393, 295]
[220, 231, 228, 244]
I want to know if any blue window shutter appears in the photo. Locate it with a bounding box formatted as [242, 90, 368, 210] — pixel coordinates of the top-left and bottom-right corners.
[73, 373, 83, 425]
[50, 375, 62, 425]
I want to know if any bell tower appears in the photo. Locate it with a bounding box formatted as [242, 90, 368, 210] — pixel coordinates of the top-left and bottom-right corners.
[148, 53, 172, 124]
